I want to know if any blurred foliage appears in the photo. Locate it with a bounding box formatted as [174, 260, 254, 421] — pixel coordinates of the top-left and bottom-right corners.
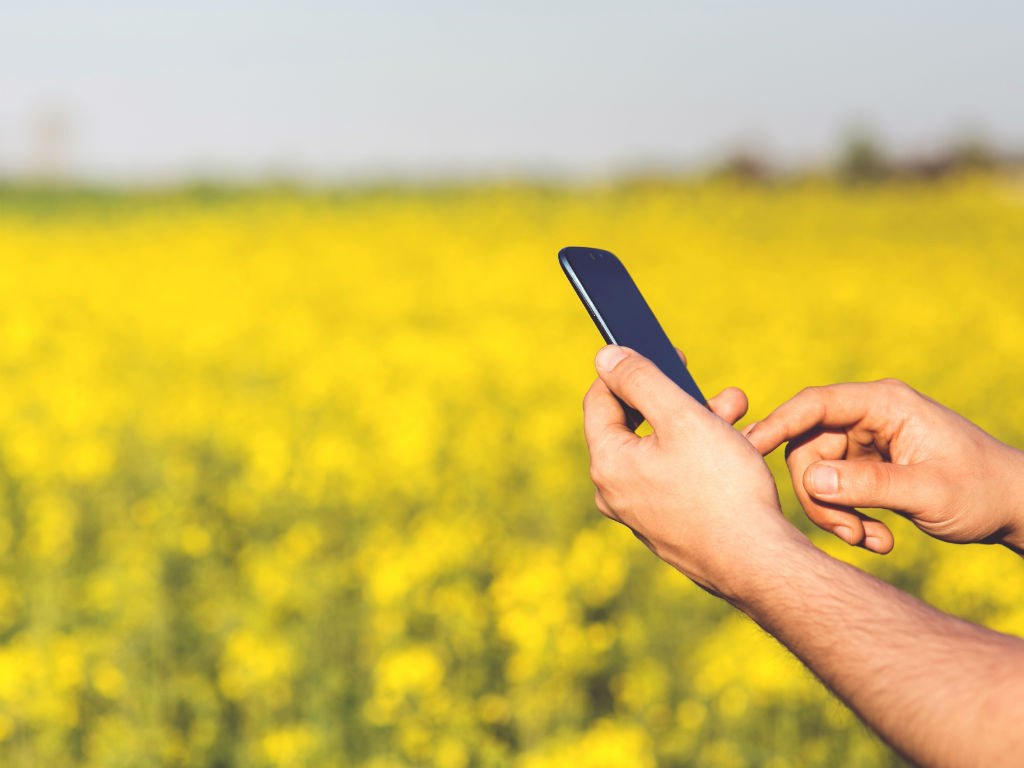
[0, 175, 1023, 766]
[838, 129, 890, 183]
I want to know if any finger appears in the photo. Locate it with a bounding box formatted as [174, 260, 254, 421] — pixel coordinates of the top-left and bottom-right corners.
[674, 347, 688, 366]
[583, 377, 637, 458]
[594, 346, 698, 434]
[803, 459, 940, 521]
[747, 382, 884, 456]
[786, 431, 894, 553]
[708, 387, 748, 425]
[786, 431, 865, 543]
[850, 511, 895, 554]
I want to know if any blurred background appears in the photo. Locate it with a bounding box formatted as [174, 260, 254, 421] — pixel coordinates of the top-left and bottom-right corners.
[4, 1, 1024, 182]
[1, 2, 1023, 767]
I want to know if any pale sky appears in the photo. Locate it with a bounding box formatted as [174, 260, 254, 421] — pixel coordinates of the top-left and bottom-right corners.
[1, 1, 1022, 181]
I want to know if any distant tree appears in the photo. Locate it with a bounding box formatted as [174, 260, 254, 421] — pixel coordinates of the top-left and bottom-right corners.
[948, 136, 997, 171]
[894, 135, 999, 181]
[837, 128, 889, 183]
[713, 149, 773, 183]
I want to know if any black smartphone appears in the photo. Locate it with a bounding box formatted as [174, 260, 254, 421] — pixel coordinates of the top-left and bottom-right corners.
[559, 246, 707, 424]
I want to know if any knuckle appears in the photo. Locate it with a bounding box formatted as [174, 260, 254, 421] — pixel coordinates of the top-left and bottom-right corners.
[620, 362, 651, 394]
[588, 450, 620, 491]
[871, 465, 892, 497]
[795, 385, 828, 413]
[877, 378, 912, 398]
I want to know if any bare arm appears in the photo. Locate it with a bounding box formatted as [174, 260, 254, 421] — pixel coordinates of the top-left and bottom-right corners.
[582, 348, 1024, 767]
[731, 535, 1024, 767]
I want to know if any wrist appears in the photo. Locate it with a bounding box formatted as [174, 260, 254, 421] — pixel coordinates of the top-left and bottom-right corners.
[677, 509, 810, 607]
[725, 532, 831, 626]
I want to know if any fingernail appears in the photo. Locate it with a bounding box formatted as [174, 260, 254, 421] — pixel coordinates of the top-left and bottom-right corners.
[865, 536, 885, 552]
[741, 422, 758, 439]
[595, 345, 629, 372]
[809, 465, 839, 495]
[833, 525, 853, 543]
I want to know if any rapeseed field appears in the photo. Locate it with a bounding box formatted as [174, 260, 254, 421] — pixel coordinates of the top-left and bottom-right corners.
[0, 176, 1022, 767]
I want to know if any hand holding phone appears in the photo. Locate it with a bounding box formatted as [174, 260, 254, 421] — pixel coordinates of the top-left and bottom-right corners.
[559, 246, 707, 425]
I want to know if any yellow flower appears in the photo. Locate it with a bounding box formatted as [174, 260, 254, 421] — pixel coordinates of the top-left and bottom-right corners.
[0, 178, 1019, 766]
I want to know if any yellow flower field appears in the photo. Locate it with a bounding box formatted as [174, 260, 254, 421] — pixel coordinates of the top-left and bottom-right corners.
[0, 176, 1023, 766]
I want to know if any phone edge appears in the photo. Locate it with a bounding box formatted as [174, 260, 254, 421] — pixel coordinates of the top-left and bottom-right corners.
[558, 246, 709, 409]
[558, 249, 617, 346]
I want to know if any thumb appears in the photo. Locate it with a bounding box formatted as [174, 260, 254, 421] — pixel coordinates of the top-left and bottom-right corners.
[803, 460, 936, 513]
[595, 345, 695, 432]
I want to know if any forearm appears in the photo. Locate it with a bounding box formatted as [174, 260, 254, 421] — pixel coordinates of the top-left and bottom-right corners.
[722, 533, 1024, 767]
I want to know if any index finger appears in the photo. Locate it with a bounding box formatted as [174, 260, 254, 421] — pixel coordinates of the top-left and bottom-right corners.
[583, 377, 638, 457]
[747, 382, 880, 456]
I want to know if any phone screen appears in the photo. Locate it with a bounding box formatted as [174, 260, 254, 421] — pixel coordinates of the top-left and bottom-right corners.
[559, 246, 707, 407]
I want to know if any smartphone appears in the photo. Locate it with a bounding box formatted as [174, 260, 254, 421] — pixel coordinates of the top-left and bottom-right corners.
[559, 246, 707, 424]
